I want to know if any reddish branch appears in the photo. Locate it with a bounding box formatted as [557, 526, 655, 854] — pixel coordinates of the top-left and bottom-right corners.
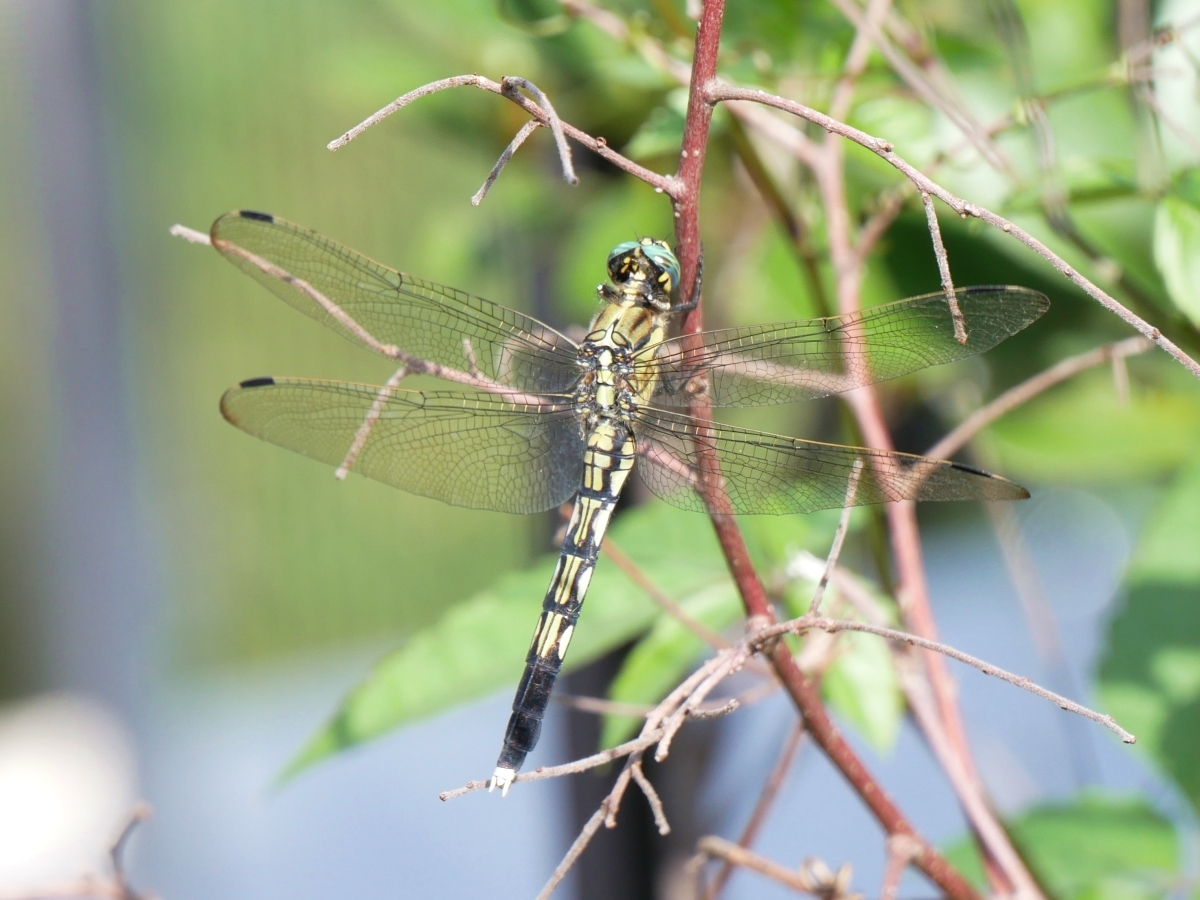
[668, 3, 980, 899]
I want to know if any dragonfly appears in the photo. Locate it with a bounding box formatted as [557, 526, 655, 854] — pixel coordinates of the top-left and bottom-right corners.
[211, 210, 1048, 794]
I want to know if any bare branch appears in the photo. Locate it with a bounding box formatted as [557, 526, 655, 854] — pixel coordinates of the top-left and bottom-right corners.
[705, 722, 805, 900]
[168, 223, 211, 245]
[326, 73, 675, 195]
[471, 119, 541, 206]
[534, 802, 608, 900]
[809, 459, 862, 615]
[926, 335, 1153, 461]
[601, 539, 731, 649]
[439, 730, 662, 800]
[500, 77, 578, 186]
[921, 192, 967, 345]
[336, 365, 409, 479]
[765, 616, 1136, 743]
[1136, 84, 1200, 156]
[826, 0, 1012, 175]
[630, 761, 671, 835]
[829, 0, 896, 123]
[552, 693, 654, 717]
[695, 837, 861, 899]
[881, 835, 922, 900]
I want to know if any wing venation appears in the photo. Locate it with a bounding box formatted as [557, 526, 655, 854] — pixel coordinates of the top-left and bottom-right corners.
[211, 211, 582, 394]
[221, 378, 585, 514]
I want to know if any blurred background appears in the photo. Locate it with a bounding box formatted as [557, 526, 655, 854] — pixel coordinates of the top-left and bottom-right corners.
[1, 0, 1199, 898]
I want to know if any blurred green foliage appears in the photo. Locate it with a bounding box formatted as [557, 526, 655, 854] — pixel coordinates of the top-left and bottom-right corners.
[946, 793, 1180, 900]
[1101, 456, 1200, 815]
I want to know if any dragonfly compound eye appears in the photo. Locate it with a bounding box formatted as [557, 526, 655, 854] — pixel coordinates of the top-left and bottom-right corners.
[606, 241, 641, 284]
[641, 242, 680, 296]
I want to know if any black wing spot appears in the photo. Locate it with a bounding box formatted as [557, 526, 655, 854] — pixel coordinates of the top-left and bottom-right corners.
[238, 210, 275, 222]
[239, 376, 276, 388]
[949, 461, 993, 478]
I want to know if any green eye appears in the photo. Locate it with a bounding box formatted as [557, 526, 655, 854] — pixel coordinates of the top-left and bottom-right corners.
[643, 244, 680, 292]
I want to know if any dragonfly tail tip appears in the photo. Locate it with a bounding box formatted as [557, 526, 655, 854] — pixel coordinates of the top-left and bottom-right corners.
[490, 767, 516, 797]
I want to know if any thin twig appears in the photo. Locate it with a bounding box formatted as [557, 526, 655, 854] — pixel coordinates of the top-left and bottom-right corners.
[765, 616, 1136, 743]
[826, 0, 1013, 175]
[326, 73, 675, 195]
[921, 192, 967, 345]
[663, 8, 984, 898]
[704, 83, 1200, 380]
[705, 722, 805, 900]
[168, 223, 210, 245]
[695, 837, 857, 898]
[601, 539, 731, 649]
[880, 835, 922, 900]
[551, 693, 653, 718]
[829, 0, 896, 122]
[335, 365, 409, 479]
[551, 691, 750, 719]
[925, 335, 1153, 461]
[534, 802, 609, 900]
[439, 729, 663, 800]
[471, 119, 542, 206]
[500, 77, 578, 185]
[1137, 84, 1200, 156]
[630, 761, 671, 835]
[809, 459, 863, 615]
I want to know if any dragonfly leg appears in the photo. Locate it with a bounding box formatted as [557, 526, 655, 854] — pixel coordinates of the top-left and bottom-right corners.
[669, 241, 703, 314]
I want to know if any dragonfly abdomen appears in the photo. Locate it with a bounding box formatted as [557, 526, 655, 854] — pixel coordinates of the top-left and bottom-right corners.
[491, 421, 636, 794]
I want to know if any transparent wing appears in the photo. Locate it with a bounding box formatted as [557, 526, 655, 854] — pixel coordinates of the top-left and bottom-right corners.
[644, 287, 1049, 407]
[633, 408, 1029, 515]
[221, 378, 585, 515]
[211, 211, 582, 394]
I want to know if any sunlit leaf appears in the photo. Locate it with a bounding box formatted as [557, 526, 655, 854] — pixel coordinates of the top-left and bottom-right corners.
[600, 581, 742, 749]
[1099, 456, 1200, 813]
[945, 793, 1180, 900]
[988, 370, 1200, 483]
[624, 91, 688, 161]
[822, 628, 903, 754]
[1153, 194, 1200, 329]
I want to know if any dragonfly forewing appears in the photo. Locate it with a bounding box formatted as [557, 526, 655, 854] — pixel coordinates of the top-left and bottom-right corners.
[644, 286, 1048, 407]
[211, 211, 583, 394]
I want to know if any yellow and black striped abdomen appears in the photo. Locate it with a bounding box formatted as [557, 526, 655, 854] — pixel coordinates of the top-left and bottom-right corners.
[491, 420, 636, 791]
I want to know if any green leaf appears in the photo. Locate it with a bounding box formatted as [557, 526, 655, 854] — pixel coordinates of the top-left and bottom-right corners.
[944, 792, 1180, 900]
[280, 502, 730, 782]
[1125, 454, 1200, 585]
[822, 628, 903, 754]
[1153, 194, 1200, 328]
[623, 90, 688, 161]
[600, 581, 742, 749]
[988, 370, 1200, 483]
[1099, 457, 1200, 813]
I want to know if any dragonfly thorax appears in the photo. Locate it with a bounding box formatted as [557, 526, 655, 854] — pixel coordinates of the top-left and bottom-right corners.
[601, 237, 681, 312]
[574, 338, 639, 425]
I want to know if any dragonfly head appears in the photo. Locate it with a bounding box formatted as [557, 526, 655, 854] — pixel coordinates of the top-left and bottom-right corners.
[606, 238, 681, 311]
